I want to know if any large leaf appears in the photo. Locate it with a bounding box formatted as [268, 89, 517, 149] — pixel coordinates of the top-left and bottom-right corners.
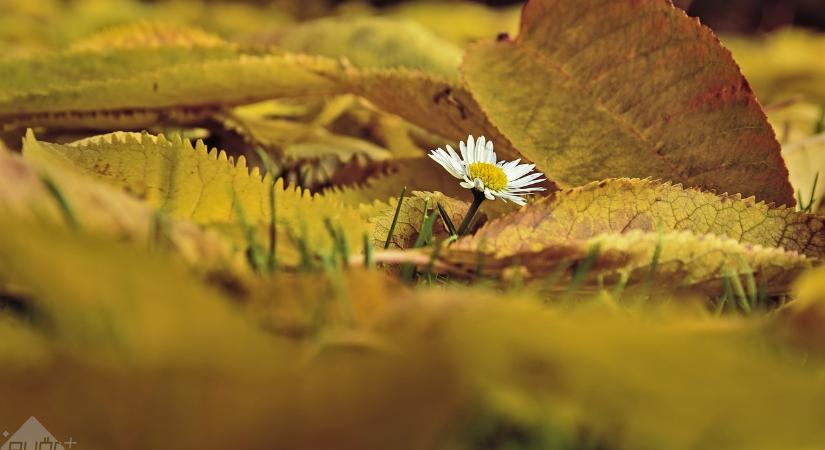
[22, 131, 369, 264]
[457, 178, 825, 259]
[421, 178, 822, 291]
[0, 42, 343, 129]
[463, 0, 794, 206]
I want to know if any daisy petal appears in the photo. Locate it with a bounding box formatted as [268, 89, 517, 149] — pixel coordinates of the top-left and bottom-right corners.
[466, 135, 476, 163]
[429, 150, 463, 179]
[508, 173, 545, 187]
[446, 145, 462, 166]
[460, 142, 470, 164]
[505, 163, 536, 181]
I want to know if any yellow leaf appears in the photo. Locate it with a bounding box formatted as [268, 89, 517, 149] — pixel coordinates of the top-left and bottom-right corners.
[0, 226, 463, 449]
[69, 22, 227, 51]
[463, 0, 794, 206]
[0, 43, 344, 129]
[0, 220, 272, 368]
[245, 269, 404, 337]
[441, 229, 809, 293]
[772, 265, 825, 356]
[457, 178, 825, 259]
[22, 130, 369, 265]
[0, 149, 246, 278]
[442, 298, 825, 449]
[370, 191, 475, 249]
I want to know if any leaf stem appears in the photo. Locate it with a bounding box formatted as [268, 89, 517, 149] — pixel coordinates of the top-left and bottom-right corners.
[457, 190, 486, 236]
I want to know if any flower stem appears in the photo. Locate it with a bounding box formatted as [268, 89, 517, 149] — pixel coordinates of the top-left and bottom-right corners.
[457, 190, 486, 236]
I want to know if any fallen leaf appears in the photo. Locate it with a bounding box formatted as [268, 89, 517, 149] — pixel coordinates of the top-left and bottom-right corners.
[463, 0, 794, 206]
[23, 130, 369, 265]
[456, 178, 825, 259]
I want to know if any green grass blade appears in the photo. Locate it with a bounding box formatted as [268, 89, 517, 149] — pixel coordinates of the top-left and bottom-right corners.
[561, 244, 600, 303]
[363, 233, 374, 268]
[255, 148, 279, 272]
[232, 189, 266, 274]
[436, 201, 457, 236]
[40, 173, 78, 229]
[726, 270, 751, 315]
[384, 186, 407, 249]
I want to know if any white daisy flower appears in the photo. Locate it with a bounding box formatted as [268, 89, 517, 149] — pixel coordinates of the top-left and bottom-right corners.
[428, 135, 546, 206]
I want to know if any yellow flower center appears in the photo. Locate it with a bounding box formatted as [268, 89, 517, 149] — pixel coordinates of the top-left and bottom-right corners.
[467, 162, 507, 191]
